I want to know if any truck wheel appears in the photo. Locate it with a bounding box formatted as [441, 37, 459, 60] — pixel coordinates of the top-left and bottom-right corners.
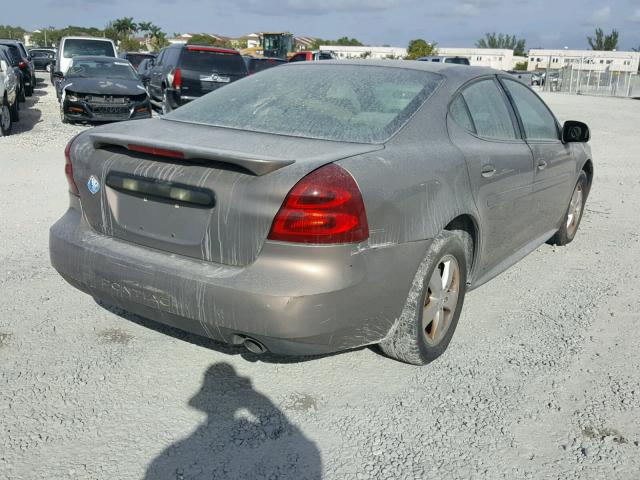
[379, 231, 468, 365]
[0, 97, 13, 136]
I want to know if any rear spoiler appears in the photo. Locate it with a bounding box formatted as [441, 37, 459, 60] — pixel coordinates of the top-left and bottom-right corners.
[89, 132, 295, 176]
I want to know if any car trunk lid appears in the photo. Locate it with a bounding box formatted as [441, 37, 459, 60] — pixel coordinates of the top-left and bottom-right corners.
[70, 118, 382, 266]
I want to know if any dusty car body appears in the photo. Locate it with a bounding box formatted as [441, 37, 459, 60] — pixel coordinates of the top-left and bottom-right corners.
[50, 61, 592, 364]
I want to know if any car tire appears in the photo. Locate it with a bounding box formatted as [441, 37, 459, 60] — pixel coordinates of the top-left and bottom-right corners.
[18, 83, 26, 103]
[25, 81, 33, 97]
[161, 89, 172, 115]
[10, 97, 19, 122]
[0, 97, 13, 136]
[379, 230, 468, 365]
[548, 171, 588, 246]
[60, 103, 68, 124]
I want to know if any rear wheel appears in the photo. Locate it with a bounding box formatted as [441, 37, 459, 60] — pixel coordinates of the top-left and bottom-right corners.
[25, 80, 33, 97]
[10, 96, 19, 122]
[161, 89, 172, 115]
[548, 171, 588, 246]
[379, 231, 468, 365]
[1, 97, 13, 136]
[18, 83, 26, 103]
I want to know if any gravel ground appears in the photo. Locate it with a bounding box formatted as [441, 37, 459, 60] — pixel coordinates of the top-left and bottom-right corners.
[1, 77, 639, 480]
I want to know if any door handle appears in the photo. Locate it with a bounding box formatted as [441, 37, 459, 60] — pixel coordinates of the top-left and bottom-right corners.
[481, 165, 496, 178]
[537, 160, 548, 170]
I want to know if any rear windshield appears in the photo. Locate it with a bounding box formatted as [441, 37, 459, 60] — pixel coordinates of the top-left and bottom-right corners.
[166, 64, 441, 144]
[63, 39, 116, 58]
[0, 45, 22, 64]
[180, 50, 247, 75]
[125, 53, 154, 68]
[67, 60, 138, 81]
[249, 58, 285, 73]
[444, 57, 470, 65]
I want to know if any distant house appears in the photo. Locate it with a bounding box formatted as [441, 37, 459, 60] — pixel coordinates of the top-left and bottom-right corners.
[527, 49, 640, 73]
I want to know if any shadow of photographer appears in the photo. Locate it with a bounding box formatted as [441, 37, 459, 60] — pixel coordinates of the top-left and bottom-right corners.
[145, 363, 322, 479]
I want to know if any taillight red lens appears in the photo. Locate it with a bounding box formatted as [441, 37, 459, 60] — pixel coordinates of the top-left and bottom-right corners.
[18, 61, 26, 69]
[65, 137, 80, 197]
[127, 144, 185, 159]
[267, 164, 369, 244]
[172, 67, 182, 89]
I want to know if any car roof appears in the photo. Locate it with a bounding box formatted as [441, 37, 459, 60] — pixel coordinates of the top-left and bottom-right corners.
[70, 56, 130, 63]
[61, 36, 115, 42]
[286, 59, 498, 82]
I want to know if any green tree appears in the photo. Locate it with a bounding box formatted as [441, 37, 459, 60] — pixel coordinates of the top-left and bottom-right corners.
[119, 36, 142, 52]
[476, 33, 526, 56]
[514, 61, 528, 71]
[405, 39, 437, 60]
[150, 30, 169, 51]
[310, 37, 364, 49]
[111, 17, 138, 40]
[587, 28, 619, 51]
[186, 34, 216, 46]
[0, 25, 27, 40]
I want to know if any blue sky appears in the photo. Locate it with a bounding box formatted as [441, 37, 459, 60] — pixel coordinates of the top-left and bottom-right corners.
[8, 0, 640, 50]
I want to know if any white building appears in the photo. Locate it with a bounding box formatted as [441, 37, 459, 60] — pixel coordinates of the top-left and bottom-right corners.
[436, 48, 521, 70]
[527, 49, 640, 73]
[320, 45, 407, 60]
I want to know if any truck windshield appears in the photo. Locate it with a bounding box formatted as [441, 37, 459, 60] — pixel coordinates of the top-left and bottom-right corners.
[63, 39, 115, 58]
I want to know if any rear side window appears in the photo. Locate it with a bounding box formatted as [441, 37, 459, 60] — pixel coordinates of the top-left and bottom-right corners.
[461, 79, 517, 140]
[63, 39, 116, 58]
[502, 79, 559, 141]
[449, 95, 475, 133]
[180, 50, 246, 75]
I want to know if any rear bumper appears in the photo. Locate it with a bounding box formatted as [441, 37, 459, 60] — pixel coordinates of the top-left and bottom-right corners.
[50, 206, 430, 356]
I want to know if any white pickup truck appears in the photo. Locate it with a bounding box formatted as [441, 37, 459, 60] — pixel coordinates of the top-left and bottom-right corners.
[0, 45, 19, 136]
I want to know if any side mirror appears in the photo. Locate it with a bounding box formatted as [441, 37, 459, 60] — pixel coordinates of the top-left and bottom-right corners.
[53, 71, 64, 79]
[562, 120, 590, 143]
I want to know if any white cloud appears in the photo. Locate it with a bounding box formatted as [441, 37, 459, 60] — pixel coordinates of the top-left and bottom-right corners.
[631, 8, 640, 22]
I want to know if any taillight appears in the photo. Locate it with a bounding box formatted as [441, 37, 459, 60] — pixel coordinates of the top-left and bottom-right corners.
[18, 61, 27, 69]
[172, 67, 182, 89]
[127, 144, 185, 159]
[267, 164, 369, 244]
[64, 136, 80, 197]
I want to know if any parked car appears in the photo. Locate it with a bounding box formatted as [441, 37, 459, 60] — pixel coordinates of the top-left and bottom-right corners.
[29, 48, 56, 71]
[148, 44, 248, 114]
[53, 36, 117, 91]
[243, 56, 287, 74]
[0, 40, 35, 98]
[507, 70, 534, 85]
[418, 55, 471, 65]
[136, 57, 155, 88]
[119, 52, 156, 69]
[0, 47, 20, 135]
[288, 51, 335, 62]
[50, 61, 592, 364]
[58, 56, 151, 124]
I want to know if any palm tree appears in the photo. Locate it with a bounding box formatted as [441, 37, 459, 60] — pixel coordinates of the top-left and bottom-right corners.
[112, 17, 138, 40]
[138, 21, 153, 39]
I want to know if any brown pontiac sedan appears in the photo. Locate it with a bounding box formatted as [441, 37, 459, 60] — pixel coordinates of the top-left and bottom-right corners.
[50, 61, 592, 364]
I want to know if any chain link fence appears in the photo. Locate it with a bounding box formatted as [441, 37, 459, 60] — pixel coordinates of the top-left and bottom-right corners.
[540, 67, 640, 98]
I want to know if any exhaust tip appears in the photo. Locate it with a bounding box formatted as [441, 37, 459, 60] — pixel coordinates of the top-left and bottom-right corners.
[243, 338, 267, 355]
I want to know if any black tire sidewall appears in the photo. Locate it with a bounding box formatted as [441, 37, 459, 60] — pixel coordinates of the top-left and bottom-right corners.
[0, 98, 12, 136]
[415, 235, 468, 362]
[554, 171, 588, 245]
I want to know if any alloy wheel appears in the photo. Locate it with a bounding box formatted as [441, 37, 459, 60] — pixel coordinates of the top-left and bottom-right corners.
[423, 255, 461, 346]
[566, 184, 584, 237]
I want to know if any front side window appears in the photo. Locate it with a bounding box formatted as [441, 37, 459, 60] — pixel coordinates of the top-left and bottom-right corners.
[502, 79, 559, 141]
[166, 64, 442, 144]
[460, 79, 517, 140]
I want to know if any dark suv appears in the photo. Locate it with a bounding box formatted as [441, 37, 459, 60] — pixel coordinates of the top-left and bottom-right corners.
[29, 48, 56, 71]
[0, 41, 34, 100]
[148, 44, 248, 114]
